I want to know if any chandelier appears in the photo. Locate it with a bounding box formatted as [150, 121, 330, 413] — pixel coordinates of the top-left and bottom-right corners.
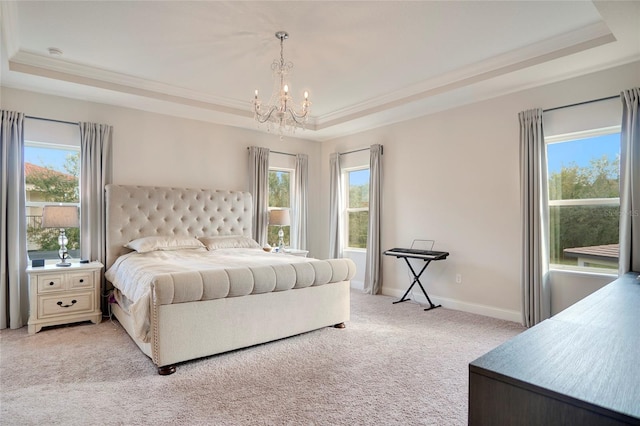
[252, 31, 311, 136]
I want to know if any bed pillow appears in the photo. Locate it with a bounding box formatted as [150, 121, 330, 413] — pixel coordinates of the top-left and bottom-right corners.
[198, 235, 261, 250]
[125, 236, 206, 253]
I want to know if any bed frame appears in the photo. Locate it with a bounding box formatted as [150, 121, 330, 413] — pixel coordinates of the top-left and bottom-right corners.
[105, 184, 350, 375]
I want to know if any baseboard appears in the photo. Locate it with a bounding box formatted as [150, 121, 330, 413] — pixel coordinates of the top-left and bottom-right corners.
[381, 288, 522, 323]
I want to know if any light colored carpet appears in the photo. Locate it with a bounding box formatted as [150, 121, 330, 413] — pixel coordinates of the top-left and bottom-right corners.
[1, 291, 524, 425]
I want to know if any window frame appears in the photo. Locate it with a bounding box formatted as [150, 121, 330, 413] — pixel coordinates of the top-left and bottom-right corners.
[343, 166, 370, 251]
[545, 125, 621, 272]
[267, 167, 294, 247]
[25, 140, 81, 260]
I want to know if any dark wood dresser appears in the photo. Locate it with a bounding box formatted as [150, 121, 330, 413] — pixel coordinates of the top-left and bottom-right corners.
[469, 272, 640, 425]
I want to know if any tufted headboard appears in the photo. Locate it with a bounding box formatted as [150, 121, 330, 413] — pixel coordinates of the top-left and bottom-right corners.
[105, 184, 253, 269]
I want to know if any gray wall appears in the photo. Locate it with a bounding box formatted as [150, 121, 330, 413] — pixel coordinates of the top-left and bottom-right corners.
[3, 60, 638, 322]
[319, 61, 639, 320]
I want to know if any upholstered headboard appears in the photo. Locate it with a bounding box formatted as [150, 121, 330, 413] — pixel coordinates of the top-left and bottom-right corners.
[105, 184, 253, 269]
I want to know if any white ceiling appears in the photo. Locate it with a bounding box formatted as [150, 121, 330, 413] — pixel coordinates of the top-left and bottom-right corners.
[1, 1, 639, 141]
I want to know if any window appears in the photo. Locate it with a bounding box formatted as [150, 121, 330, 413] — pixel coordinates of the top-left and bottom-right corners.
[268, 168, 291, 247]
[25, 142, 81, 260]
[344, 167, 370, 249]
[546, 128, 620, 271]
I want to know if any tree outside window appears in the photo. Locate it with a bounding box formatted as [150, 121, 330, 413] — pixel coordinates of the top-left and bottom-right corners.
[268, 169, 291, 247]
[345, 168, 370, 249]
[25, 144, 81, 259]
[547, 130, 620, 271]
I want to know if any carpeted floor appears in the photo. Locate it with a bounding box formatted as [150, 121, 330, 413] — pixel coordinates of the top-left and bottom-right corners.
[0, 291, 524, 425]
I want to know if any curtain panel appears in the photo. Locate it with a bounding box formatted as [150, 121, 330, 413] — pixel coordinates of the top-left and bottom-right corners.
[619, 87, 640, 274]
[364, 144, 383, 294]
[291, 154, 309, 250]
[0, 110, 29, 329]
[79, 122, 113, 267]
[249, 146, 270, 246]
[519, 108, 551, 327]
[329, 153, 343, 259]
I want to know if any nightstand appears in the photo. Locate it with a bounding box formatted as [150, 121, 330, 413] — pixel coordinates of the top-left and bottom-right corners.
[283, 249, 309, 257]
[26, 261, 103, 334]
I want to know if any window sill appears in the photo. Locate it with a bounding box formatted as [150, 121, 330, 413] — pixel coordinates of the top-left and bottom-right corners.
[549, 264, 618, 278]
[344, 248, 367, 254]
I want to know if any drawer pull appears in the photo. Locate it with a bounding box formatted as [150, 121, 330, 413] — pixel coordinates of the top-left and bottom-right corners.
[49, 282, 55, 286]
[57, 300, 77, 308]
[79, 279, 84, 283]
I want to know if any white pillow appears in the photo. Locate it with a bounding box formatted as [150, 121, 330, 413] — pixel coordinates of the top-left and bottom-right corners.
[125, 236, 205, 253]
[198, 235, 261, 250]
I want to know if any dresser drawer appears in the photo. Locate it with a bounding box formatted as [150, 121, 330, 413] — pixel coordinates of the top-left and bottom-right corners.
[38, 292, 94, 318]
[67, 272, 94, 289]
[27, 261, 104, 334]
[37, 275, 64, 293]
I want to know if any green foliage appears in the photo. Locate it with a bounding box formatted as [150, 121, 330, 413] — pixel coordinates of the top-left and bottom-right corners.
[549, 205, 619, 265]
[268, 171, 290, 208]
[348, 211, 368, 249]
[27, 153, 80, 252]
[548, 154, 619, 267]
[347, 182, 369, 249]
[26, 153, 80, 203]
[347, 170, 369, 248]
[349, 182, 369, 209]
[28, 226, 80, 251]
[549, 155, 619, 200]
[268, 170, 291, 246]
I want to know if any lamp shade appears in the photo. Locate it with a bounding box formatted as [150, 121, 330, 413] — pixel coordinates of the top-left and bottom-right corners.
[269, 209, 290, 226]
[42, 205, 79, 228]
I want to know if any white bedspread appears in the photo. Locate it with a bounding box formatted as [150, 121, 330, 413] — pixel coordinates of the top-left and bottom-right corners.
[105, 248, 355, 342]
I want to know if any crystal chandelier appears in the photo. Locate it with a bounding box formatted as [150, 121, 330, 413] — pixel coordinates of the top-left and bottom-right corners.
[252, 31, 311, 136]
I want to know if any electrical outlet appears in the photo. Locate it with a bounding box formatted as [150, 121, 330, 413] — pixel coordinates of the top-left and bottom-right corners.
[455, 273, 462, 284]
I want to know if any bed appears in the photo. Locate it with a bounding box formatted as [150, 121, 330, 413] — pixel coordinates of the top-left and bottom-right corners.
[105, 184, 355, 375]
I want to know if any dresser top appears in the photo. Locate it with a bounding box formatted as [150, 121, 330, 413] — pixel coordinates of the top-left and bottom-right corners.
[27, 261, 103, 273]
[470, 272, 640, 421]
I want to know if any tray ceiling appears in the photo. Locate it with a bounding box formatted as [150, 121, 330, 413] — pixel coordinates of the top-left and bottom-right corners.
[1, 1, 639, 141]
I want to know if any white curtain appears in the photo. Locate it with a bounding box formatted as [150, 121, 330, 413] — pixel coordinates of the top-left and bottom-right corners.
[364, 144, 383, 294]
[79, 122, 112, 267]
[329, 153, 343, 259]
[619, 87, 640, 274]
[520, 108, 550, 327]
[291, 153, 308, 250]
[0, 110, 28, 329]
[249, 146, 270, 246]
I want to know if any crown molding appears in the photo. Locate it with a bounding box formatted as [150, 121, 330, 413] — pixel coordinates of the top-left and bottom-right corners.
[5, 20, 614, 133]
[1, 10, 618, 137]
[8, 49, 320, 131]
[315, 21, 615, 129]
[8, 49, 256, 117]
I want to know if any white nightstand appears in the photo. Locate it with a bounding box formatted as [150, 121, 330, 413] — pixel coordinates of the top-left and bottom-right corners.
[26, 261, 103, 335]
[283, 249, 309, 257]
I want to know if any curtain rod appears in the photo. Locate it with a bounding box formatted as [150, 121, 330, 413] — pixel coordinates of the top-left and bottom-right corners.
[339, 145, 383, 156]
[246, 147, 296, 157]
[543, 94, 619, 113]
[339, 147, 368, 156]
[271, 150, 296, 157]
[25, 115, 78, 126]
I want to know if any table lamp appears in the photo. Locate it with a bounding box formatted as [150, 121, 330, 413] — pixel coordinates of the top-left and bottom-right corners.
[269, 209, 290, 253]
[42, 205, 79, 267]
